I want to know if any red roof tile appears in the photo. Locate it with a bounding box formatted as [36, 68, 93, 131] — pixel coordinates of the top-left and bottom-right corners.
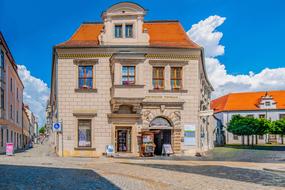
[56, 21, 199, 48]
[211, 91, 285, 113]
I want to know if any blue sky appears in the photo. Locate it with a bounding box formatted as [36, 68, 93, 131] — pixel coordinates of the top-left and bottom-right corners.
[1, 0, 285, 85]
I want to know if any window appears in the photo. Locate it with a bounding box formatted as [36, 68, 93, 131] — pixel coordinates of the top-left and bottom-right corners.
[0, 88, 4, 109]
[78, 119, 91, 147]
[280, 114, 285, 120]
[122, 66, 135, 85]
[0, 50, 4, 80]
[265, 101, 271, 106]
[0, 50, 4, 68]
[10, 78, 12, 92]
[16, 110, 18, 123]
[259, 114, 265, 119]
[171, 67, 182, 90]
[17, 88, 18, 101]
[233, 135, 239, 140]
[246, 115, 254, 118]
[115, 24, 123, 38]
[152, 67, 164, 89]
[78, 66, 93, 89]
[259, 135, 264, 140]
[6, 129, 8, 142]
[10, 104, 12, 119]
[1, 128, 3, 147]
[11, 131, 13, 143]
[125, 24, 133, 38]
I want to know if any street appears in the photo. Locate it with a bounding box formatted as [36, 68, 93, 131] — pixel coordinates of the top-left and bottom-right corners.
[0, 141, 284, 190]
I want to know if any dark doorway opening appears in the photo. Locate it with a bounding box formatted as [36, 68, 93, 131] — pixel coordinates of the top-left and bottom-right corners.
[153, 130, 171, 155]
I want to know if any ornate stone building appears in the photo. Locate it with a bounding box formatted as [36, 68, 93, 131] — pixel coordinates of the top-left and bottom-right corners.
[50, 2, 214, 157]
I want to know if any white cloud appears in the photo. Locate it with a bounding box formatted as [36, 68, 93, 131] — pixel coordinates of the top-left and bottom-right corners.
[187, 15, 285, 98]
[18, 65, 50, 127]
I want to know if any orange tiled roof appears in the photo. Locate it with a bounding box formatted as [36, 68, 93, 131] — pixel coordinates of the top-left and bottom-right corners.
[211, 91, 285, 113]
[56, 21, 199, 48]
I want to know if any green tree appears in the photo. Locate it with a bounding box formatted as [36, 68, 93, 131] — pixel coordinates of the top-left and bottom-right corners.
[228, 115, 255, 145]
[272, 119, 285, 144]
[255, 118, 271, 144]
[39, 127, 46, 134]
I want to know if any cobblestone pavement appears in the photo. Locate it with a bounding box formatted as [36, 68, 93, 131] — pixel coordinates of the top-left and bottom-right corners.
[0, 142, 284, 190]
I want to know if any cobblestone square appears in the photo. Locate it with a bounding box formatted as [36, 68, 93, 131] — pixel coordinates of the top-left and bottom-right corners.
[0, 143, 284, 190]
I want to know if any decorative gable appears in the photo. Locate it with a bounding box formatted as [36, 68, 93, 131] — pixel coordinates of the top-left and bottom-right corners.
[258, 92, 277, 109]
[99, 2, 149, 46]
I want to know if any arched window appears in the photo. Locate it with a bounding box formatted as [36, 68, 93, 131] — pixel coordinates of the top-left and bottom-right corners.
[149, 117, 171, 129]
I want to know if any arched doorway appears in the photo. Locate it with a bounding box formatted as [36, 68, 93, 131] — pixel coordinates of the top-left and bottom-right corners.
[149, 117, 172, 155]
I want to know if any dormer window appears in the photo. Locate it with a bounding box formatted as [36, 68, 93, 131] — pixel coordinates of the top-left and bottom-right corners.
[115, 24, 123, 38]
[265, 101, 271, 106]
[125, 24, 133, 38]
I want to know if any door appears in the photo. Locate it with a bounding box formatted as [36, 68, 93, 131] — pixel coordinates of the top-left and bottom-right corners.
[116, 127, 132, 152]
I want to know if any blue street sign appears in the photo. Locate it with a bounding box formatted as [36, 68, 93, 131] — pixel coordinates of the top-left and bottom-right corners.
[53, 122, 62, 132]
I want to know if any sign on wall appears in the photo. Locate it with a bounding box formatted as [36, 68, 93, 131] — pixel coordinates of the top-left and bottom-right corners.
[6, 143, 14, 156]
[52, 122, 62, 132]
[184, 124, 196, 146]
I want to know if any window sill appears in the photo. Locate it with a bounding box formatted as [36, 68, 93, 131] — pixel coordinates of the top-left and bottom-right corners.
[114, 84, 144, 88]
[74, 147, 96, 151]
[74, 88, 97, 93]
[149, 89, 188, 93]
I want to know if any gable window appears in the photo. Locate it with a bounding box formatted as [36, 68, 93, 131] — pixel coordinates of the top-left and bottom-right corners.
[265, 101, 271, 106]
[171, 67, 182, 90]
[125, 24, 133, 38]
[78, 119, 91, 147]
[115, 24, 123, 38]
[152, 67, 164, 89]
[122, 66, 135, 85]
[78, 66, 93, 89]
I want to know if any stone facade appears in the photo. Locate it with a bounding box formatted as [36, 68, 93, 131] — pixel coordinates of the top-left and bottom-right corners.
[50, 2, 214, 157]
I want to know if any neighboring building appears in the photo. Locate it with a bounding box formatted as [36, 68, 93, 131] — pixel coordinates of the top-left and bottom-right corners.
[22, 104, 30, 148]
[211, 91, 285, 144]
[0, 32, 24, 153]
[24, 105, 37, 143]
[50, 2, 214, 157]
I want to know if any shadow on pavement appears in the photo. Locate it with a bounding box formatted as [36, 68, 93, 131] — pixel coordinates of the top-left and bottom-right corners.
[0, 164, 120, 190]
[123, 163, 285, 187]
[224, 145, 285, 151]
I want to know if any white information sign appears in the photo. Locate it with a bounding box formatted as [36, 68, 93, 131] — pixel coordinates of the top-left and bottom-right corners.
[184, 124, 196, 146]
[105, 145, 114, 157]
[53, 122, 62, 132]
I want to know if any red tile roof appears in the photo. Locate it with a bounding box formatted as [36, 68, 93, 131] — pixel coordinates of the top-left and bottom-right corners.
[56, 21, 199, 48]
[211, 91, 285, 113]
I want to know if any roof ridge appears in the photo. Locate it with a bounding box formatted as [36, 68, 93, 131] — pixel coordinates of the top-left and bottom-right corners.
[144, 20, 179, 23]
